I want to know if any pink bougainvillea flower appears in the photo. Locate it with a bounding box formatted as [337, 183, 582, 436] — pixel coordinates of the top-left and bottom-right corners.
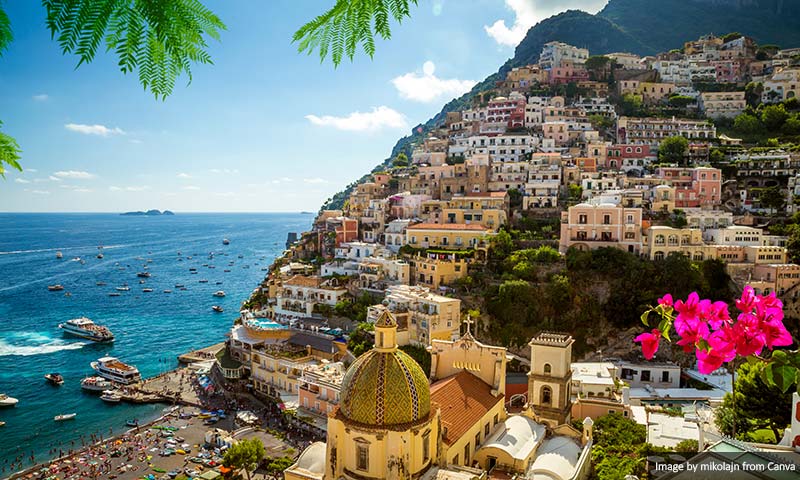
[696, 347, 727, 374]
[761, 317, 793, 349]
[657, 294, 673, 307]
[674, 310, 710, 350]
[757, 292, 784, 324]
[735, 285, 757, 313]
[706, 300, 731, 330]
[706, 326, 737, 363]
[674, 292, 702, 322]
[732, 313, 765, 357]
[635, 329, 662, 360]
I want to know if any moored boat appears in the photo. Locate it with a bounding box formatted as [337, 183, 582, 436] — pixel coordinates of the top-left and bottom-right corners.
[96, 253, 104, 259]
[116, 285, 130, 291]
[45, 373, 64, 385]
[100, 390, 122, 403]
[54, 413, 77, 421]
[56, 251, 63, 259]
[142, 288, 153, 292]
[91, 357, 141, 385]
[136, 272, 151, 278]
[108, 292, 121, 297]
[222, 238, 230, 245]
[96, 281, 107, 286]
[80, 376, 112, 392]
[126, 419, 139, 427]
[212, 305, 223, 313]
[212, 291, 226, 297]
[59, 317, 114, 342]
[48, 284, 64, 291]
[0, 394, 19, 407]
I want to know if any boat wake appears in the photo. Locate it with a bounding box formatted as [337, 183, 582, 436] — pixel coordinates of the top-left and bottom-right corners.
[0, 333, 87, 356]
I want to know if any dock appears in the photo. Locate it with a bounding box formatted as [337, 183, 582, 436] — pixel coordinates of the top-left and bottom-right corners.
[178, 341, 225, 364]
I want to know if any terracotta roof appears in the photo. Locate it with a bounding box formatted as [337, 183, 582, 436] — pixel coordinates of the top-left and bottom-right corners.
[431, 370, 503, 446]
[283, 275, 322, 288]
[407, 223, 489, 231]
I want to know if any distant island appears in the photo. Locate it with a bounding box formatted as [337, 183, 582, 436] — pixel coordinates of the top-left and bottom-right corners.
[120, 210, 175, 216]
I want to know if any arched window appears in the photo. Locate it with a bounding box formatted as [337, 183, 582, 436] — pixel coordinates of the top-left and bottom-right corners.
[541, 386, 552, 405]
[543, 363, 552, 374]
[655, 235, 665, 245]
[654, 251, 665, 261]
[668, 235, 678, 246]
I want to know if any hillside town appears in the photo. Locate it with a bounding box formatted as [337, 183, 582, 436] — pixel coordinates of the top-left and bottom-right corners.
[197, 33, 800, 479]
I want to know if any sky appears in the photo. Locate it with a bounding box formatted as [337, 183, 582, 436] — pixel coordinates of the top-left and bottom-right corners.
[0, 0, 606, 212]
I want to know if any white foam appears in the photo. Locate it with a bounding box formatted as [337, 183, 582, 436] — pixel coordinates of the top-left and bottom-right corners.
[0, 337, 87, 356]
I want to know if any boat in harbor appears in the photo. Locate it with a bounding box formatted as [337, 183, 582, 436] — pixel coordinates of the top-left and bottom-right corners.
[108, 292, 121, 297]
[45, 373, 64, 386]
[0, 394, 19, 407]
[126, 419, 139, 427]
[212, 291, 226, 297]
[142, 288, 154, 293]
[96, 281, 107, 286]
[56, 251, 63, 259]
[80, 376, 112, 392]
[163, 289, 172, 293]
[136, 272, 151, 278]
[175, 284, 185, 288]
[199, 279, 208, 283]
[223, 269, 231, 272]
[222, 238, 230, 245]
[60, 317, 114, 342]
[91, 357, 141, 385]
[100, 390, 122, 403]
[0, 421, 5, 427]
[48, 284, 64, 291]
[54, 413, 77, 421]
[71, 256, 81, 262]
[116, 285, 130, 291]
[96, 253, 104, 259]
[212, 305, 223, 313]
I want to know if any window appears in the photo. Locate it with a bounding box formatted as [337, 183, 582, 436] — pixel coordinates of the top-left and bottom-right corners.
[357, 444, 369, 471]
[601, 232, 612, 241]
[494, 414, 499, 426]
[423, 432, 430, 462]
[578, 214, 587, 224]
[641, 370, 651, 382]
[661, 371, 670, 383]
[543, 363, 552, 374]
[475, 432, 481, 451]
[464, 443, 471, 466]
[603, 214, 611, 225]
[485, 423, 490, 436]
[541, 386, 552, 405]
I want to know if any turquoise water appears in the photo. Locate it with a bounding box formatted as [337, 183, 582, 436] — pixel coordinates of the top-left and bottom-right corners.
[0, 212, 310, 469]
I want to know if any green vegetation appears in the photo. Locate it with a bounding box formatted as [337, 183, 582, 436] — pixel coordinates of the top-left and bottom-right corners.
[0, 121, 21, 178]
[392, 152, 409, 167]
[293, 0, 417, 66]
[347, 322, 374, 356]
[223, 438, 265, 480]
[591, 413, 647, 480]
[715, 362, 794, 442]
[264, 456, 295, 475]
[658, 136, 689, 165]
[333, 292, 376, 322]
[399, 344, 431, 375]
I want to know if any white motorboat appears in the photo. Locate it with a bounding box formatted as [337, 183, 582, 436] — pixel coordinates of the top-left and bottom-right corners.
[116, 285, 130, 291]
[80, 376, 112, 392]
[54, 413, 77, 421]
[91, 357, 141, 385]
[59, 317, 114, 342]
[56, 251, 63, 259]
[100, 390, 122, 403]
[212, 291, 226, 297]
[0, 394, 19, 407]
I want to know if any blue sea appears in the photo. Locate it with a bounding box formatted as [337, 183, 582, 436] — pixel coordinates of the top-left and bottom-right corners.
[0, 212, 311, 469]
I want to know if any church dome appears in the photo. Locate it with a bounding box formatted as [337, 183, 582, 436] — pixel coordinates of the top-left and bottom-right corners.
[339, 345, 431, 427]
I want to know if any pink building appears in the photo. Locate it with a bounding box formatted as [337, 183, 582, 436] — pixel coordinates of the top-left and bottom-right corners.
[559, 203, 643, 254]
[606, 144, 652, 170]
[298, 361, 346, 421]
[713, 60, 745, 84]
[547, 65, 590, 85]
[318, 216, 359, 257]
[486, 95, 526, 129]
[655, 166, 721, 208]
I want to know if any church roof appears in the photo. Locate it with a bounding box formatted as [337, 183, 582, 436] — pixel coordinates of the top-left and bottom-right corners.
[529, 436, 583, 480]
[284, 442, 325, 479]
[480, 415, 546, 461]
[431, 370, 503, 446]
[339, 347, 430, 427]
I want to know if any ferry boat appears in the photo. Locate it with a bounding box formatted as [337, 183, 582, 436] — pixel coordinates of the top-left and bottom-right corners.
[91, 357, 141, 385]
[59, 317, 114, 342]
[0, 394, 19, 407]
[45, 373, 64, 385]
[100, 390, 122, 403]
[80, 376, 112, 392]
[212, 305, 223, 313]
[212, 291, 226, 297]
[56, 251, 63, 259]
[222, 238, 230, 245]
[54, 413, 76, 421]
[48, 284, 64, 291]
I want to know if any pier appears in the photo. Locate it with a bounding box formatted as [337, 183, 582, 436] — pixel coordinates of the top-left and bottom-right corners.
[177, 341, 225, 364]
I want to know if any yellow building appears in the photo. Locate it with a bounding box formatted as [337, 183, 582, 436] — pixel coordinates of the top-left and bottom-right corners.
[409, 251, 469, 290]
[442, 192, 509, 231]
[406, 223, 493, 250]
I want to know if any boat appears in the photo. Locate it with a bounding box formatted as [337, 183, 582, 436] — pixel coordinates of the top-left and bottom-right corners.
[175, 284, 185, 288]
[71, 256, 81, 262]
[212, 291, 226, 297]
[163, 289, 172, 293]
[100, 390, 122, 403]
[212, 305, 223, 313]
[142, 288, 153, 293]
[56, 251, 63, 259]
[189, 267, 197, 271]
[0, 421, 5, 427]
[48, 284, 64, 291]
[126, 419, 139, 427]
[0, 394, 19, 407]
[54, 413, 77, 421]
[91, 357, 141, 385]
[139, 279, 145, 284]
[199, 279, 208, 283]
[116, 285, 130, 291]
[59, 317, 114, 342]
[215, 281, 223, 285]
[108, 292, 121, 297]
[136, 272, 151, 278]
[96, 253, 104, 259]
[223, 269, 231, 272]
[96, 281, 107, 286]
[222, 238, 230, 245]
[80, 376, 112, 392]
[45, 373, 64, 386]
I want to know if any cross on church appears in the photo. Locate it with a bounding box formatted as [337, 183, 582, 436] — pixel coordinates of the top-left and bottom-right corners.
[463, 314, 474, 335]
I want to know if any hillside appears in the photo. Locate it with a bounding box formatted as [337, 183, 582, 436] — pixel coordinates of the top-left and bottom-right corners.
[321, 0, 800, 211]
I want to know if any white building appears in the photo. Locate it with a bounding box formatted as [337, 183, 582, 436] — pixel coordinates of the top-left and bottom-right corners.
[539, 41, 589, 70]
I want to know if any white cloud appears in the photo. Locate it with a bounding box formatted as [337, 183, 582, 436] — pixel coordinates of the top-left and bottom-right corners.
[65, 123, 125, 136]
[25, 189, 50, 195]
[432, 0, 444, 16]
[26, 168, 38, 173]
[177, 173, 192, 179]
[48, 175, 62, 182]
[484, 0, 606, 47]
[303, 177, 329, 184]
[182, 185, 201, 191]
[214, 192, 236, 198]
[14, 178, 30, 184]
[209, 168, 239, 174]
[391, 61, 477, 103]
[305, 106, 407, 132]
[32, 94, 49, 102]
[73, 188, 92, 193]
[109, 185, 150, 192]
[53, 170, 97, 180]
[271, 177, 293, 185]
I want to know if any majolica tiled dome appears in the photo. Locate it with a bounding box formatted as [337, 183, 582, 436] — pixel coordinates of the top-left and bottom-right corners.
[339, 347, 431, 427]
